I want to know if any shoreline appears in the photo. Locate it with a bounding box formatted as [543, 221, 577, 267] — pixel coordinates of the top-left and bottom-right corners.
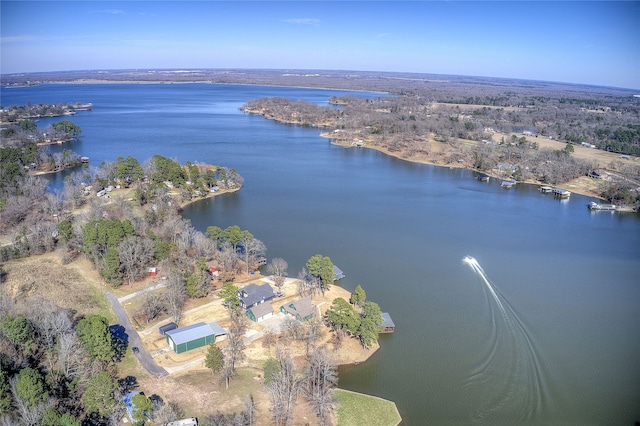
[175, 185, 241, 210]
[323, 133, 610, 200]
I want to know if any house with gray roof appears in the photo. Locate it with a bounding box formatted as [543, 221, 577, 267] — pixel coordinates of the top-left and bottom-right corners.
[238, 283, 276, 309]
[165, 322, 226, 354]
[246, 302, 274, 322]
[280, 295, 315, 322]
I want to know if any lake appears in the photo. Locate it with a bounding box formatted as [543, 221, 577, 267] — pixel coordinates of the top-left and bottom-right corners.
[2, 83, 639, 425]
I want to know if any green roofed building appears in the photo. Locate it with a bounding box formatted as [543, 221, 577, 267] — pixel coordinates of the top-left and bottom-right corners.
[165, 322, 226, 354]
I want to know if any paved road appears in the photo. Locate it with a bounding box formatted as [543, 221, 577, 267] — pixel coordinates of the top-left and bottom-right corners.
[106, 293, 168, 378]
[118, 282, 167, 303]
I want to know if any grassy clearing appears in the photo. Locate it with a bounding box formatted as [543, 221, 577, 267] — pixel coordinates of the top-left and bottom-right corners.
[335, 389, 401, 426]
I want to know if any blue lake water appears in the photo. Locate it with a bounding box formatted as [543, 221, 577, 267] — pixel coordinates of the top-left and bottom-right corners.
[2, 84, 639, 425]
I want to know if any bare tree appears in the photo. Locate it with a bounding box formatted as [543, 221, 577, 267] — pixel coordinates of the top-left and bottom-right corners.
[244, 237, 266, 274]
[304, 317, 325, 355]
[265, 346, 303, 426]
[164, 269, 187, 325]
[304, 346, 337, 422]
[226, 309, 248, 377]
[139, 287, 165, 324]
[117, 236, 154, 287]
[266, 258, 288, 290]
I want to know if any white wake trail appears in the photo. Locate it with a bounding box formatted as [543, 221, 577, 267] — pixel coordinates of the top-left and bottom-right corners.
[461, 255, 548, 423]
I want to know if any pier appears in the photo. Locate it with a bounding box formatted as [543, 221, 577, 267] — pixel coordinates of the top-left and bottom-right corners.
[588, 202, 616, 211]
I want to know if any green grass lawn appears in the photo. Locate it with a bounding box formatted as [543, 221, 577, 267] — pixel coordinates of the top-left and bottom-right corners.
[335, 389, 401, 426]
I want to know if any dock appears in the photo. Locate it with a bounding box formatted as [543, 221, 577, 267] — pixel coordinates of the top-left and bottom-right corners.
[539, 186, 553, 193]
[552, 188, 571, 198]
[501, 180, 516, 189]
[380, 312, 395, 333]
[588, 202, 616, 211]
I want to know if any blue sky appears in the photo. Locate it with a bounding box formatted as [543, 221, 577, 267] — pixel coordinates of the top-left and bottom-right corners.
[1, 1, 638, 89]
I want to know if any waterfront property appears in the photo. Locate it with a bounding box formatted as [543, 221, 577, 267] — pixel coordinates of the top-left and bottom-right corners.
[381, 313, 395, 333]
[238, 283, 276, 309]
[246, 302, 274, 322]
[165, 322, 226, 354]
[280, 295, 315, 321]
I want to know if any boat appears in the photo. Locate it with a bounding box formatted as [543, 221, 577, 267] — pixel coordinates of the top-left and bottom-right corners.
[476, 173, 490, 182]
[501, 180, 516, 189]
[539, 186, 553, 193]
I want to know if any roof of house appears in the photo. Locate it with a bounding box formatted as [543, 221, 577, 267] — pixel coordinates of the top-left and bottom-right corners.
[238, 283, 275, 307]
[281, 295, 314, 319]
[248, 302, 273, 318]
[123, 391, 141, 419]
[165, 322, 226, 345]
[382, 312, 395, 328]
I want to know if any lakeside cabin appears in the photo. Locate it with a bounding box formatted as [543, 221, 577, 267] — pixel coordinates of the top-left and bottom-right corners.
[381, 312, 395, 333]
[238, 283, 276, 309]
[280, 295, 315, 322]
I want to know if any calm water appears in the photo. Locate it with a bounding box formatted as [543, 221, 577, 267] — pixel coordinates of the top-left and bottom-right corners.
[2, 84, 639, 425]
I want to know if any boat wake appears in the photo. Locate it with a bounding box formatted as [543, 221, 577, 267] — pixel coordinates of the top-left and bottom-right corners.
[461, 256, 549, 423]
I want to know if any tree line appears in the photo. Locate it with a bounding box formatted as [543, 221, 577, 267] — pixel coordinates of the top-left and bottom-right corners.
[241, 94, 640, 207]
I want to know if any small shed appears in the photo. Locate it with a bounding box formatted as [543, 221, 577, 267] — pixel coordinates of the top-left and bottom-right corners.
[380, 312, 395, 333]
[246, 302, 274, 322]
[159, 322, 178, 335]
[147, 267, 157, 277]
[333, 265, 345, 280]
[165, 322, 226, 354]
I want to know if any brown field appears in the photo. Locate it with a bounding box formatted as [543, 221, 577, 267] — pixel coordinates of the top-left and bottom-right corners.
[2, 252, 113, 320]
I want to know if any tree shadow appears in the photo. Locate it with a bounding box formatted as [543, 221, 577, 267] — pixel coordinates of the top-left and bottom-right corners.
[118, 375, 139, 394]
[110, 324, 128, 362]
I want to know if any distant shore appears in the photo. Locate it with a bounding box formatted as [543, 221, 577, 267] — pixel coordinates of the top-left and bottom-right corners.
[321, 133, 619, 201]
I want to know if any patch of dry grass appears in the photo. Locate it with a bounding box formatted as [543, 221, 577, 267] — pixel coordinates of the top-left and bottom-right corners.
[2, 251, 112, 320]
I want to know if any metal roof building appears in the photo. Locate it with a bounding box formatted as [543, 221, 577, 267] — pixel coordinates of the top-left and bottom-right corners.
[165, 322, 226, 354]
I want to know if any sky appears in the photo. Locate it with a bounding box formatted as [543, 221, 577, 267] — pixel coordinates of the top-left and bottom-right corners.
[1, 1, 638, 89]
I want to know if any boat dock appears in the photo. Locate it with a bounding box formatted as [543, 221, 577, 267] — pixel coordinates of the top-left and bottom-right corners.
[588, 202, 617, 211]
[552, 188, 571, 198]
